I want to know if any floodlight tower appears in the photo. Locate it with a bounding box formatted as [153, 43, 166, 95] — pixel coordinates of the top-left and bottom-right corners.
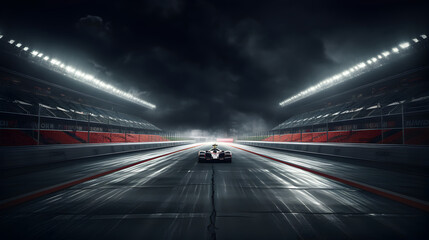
[0, 32, 156, 110]
[279, 34, 428, 108]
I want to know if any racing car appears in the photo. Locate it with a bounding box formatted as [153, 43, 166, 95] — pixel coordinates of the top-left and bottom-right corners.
[198, 144, 232, 163]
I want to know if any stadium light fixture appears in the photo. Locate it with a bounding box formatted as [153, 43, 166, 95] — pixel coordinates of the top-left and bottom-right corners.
[399, 42, 410, 49]
[279, 34, 427, 107]
[75, 70, 83, 77]
[65, 65, 76, 73]
[0, 32, 157, 110]
[50, 58, 61, 65]
[84, 74, 94, 80]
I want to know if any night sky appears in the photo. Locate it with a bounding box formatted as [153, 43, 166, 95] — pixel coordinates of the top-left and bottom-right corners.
[1, 0, 428, 133]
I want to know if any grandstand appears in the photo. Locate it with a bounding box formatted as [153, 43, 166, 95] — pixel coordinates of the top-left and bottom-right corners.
[242, 35, 429, 145]
[270, 69, 429, 145]
[0, 91, 166, 146]
[0, 33, 167, 146]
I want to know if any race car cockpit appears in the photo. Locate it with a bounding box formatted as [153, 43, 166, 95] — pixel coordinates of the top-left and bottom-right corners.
[209, 144, 220, 152]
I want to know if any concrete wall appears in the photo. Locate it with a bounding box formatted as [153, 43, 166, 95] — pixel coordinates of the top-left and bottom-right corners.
[236, 141, 429, 167]
[0, 141, 194, 169]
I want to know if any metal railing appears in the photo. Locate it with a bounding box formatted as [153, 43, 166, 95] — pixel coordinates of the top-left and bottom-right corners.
[238, 103, 429, 144]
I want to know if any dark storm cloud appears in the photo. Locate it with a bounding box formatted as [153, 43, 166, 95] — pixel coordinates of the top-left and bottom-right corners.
[1, 0, 428, 133]
[145, 0, 184, 17]
[76, 15, 112, 43]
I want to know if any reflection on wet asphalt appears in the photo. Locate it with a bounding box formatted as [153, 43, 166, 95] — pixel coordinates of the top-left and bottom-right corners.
[0, 143, 427, 239]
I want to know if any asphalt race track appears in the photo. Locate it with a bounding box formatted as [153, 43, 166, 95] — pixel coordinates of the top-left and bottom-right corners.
[0, 143, 428, 239]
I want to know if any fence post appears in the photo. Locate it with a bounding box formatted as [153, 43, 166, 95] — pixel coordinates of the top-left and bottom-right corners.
[380, 105, 384, 144]
[75, 112, 78, 133]
[326, 122, 329, 142]
[312, 125, 314, 142]
[87, 113, 90, 143]
[108, 118, 112, 143]
[37, 103, 41, 145]
[402, 103, 405, 144]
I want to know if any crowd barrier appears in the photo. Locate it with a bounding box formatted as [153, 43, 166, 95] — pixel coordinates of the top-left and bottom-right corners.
[0, 129, 168, 146]
[262, 128, 429, 145]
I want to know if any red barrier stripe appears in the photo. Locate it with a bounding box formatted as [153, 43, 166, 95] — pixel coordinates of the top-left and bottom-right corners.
[0, 144, 202, 210]
[230, 145, 429, 212]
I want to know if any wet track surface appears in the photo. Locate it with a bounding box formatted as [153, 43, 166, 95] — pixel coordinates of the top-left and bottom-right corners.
[0, 143, 428, 239]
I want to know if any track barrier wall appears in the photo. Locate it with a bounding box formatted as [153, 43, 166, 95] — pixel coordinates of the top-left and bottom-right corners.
[237, 140, 429, 167]
[0, 140, 195, 169]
